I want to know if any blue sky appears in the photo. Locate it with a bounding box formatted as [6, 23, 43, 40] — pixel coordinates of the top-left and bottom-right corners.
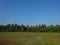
[0, 0, 60, 25]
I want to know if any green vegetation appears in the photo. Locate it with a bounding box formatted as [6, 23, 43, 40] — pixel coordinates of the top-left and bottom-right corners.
[0, 24, 60, 32]
[0, 24, 60, 45]
[0, 32, 60, 45]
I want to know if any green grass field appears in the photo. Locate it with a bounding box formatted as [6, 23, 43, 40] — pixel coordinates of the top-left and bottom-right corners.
[0, 32, 60, 45]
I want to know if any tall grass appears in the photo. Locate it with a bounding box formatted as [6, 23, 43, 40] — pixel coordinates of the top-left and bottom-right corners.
[0, 32, 60, 45]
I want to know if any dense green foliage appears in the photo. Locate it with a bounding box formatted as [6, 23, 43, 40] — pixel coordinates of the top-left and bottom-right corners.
[0, 24, 60, 32]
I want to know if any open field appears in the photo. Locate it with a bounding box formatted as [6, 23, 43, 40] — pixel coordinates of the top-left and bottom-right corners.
[0, 32, 60, 45]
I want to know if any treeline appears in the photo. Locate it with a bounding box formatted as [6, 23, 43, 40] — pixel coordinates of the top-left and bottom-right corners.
[0, 24, 60, 32]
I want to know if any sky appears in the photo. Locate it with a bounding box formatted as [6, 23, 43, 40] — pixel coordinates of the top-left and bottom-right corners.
[0, 0, 60, 25]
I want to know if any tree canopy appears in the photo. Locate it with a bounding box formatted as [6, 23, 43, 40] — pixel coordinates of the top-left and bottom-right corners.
[0, 24, 60, 32]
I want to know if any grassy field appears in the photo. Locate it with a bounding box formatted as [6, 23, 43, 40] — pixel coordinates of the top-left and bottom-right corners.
[0, 32, 60, 45]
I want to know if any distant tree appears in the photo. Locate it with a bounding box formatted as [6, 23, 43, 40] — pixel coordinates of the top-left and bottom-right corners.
[0, 25, 4, 32]
[26, 25, 30, 32]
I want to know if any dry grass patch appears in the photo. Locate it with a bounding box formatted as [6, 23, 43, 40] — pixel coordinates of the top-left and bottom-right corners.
[0, 37, 15, 45]
[50, 37, 60, 41]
